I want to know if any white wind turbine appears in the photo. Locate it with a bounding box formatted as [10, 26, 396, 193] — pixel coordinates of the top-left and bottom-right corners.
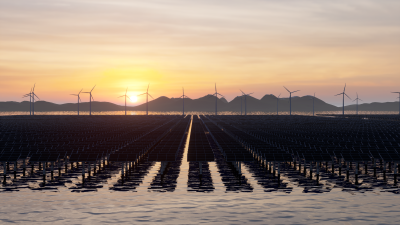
[276, 93, 281, 115]
[25, 84, 40, 115]
[335, 84, 351, 115]
[310, 93, 316, 116]
[208, 83, 224, 116]
[283, 86, 300, 115]
[83, 85, 96, 115]
[240, 90, 254, 116]
[240, 94, 243, 115]
[70, 89, 83, 115]
[118, 87, 131, 116]
[177, 88, 190, 116]
[138, 84, 154, 115]
[392, 91, 400, 115]
[23, 88, 33, 115]
[353, 92, 363, 115]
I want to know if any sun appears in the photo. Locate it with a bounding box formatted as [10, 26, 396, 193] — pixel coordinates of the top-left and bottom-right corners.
[130, 95, 138, 102]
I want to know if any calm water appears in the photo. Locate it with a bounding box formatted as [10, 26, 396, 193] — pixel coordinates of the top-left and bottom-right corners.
[0, 110, 398, 116]
[1, 113, 400, 224]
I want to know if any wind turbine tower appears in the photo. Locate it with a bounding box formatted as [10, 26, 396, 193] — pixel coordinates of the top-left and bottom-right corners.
[71, 89, 83, 115]
[276, 93, 281, 115]
[83, 85, 96, 115]
[23, 88, 33, 115]
[118, 87, 131, 115]
[240, 90, 254, 116]
[138, 84, 154, 115]
[177, 88, 190, 116]
[310, 93, 316, 116]
[353, 93, 363, 115]
[240, 94, 243, 115]
[392, 92, 400, 115]
[30, 84, 40, 115]
[283, 86, 300, 115]
[209, 83, 224, 116]
[335, 84, 351, 115]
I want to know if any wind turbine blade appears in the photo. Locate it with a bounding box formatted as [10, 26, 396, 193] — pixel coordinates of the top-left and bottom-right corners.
[147, 83, 150, 92]
[82, 92, 90, 93]
[334, 93, 342, 96]
[33, 83, 36, 91]
[278, 93, 281, 98]
[137, 93, 146, 96]
[148, 94, 154, 99]
[34, 93, 40, 100]
[392, 92, 400, 93]
[345, 93, 351, 100]
[248, 92, 254, 95]
[118, 95, 125, 98]
[343, 83, 346, 92]
[91, 95, 94, 101]
[359, 99, 363, 101]
[215, 83, 217, 92]
[79, 88, 83, 94]
[127, 96, 131, 101]
[91, 85, 96, 92]
[283, 86, 290, 93]
[240, 89, 245, 95]
[292, 90, 300, 93]
[71, 94, 78, 96]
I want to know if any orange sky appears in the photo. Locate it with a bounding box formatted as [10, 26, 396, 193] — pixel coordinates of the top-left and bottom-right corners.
[1, 0, 399, 106]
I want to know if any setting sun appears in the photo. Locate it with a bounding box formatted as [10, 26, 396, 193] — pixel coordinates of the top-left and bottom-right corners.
[130, 95, 138, 103]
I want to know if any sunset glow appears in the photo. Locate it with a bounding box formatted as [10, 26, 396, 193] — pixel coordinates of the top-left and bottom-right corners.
[130, 95, 138, 103]
[0, 0, 399, 106]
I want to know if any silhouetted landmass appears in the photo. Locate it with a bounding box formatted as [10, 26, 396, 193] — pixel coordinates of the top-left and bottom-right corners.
[0, 94, 399, 112]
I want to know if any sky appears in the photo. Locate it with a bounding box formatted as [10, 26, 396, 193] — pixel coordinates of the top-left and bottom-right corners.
[1, 0, 399, 106]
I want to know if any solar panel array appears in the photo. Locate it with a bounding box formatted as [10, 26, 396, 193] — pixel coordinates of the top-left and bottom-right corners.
[187, 116, 214, 162]
[1, 114, 400, 191]
[148, 116, 190, 161]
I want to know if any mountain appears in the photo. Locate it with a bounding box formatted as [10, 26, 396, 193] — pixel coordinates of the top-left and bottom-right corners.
[0, 96, 399, 112]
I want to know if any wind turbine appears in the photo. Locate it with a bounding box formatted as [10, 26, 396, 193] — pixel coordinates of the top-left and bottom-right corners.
[276, 93, 281, 115]
[240, 94, 243, 115]
[310, 93, 316, 116]
[353, 92, 363, 115]
[23, 88, 33, 115]
[138, 84, 153, 115]
[392, 92, 400, 115]
[118, 87, 131, 116]
[70, 89, 83, 115]
[283, 86, 300, 115]
[177, 87, 190, 116]
[240, 90, 254, 116]
[334, 84, 351, 115]
[83, 85, 96, 115]
[208, 83, 224, 116]
[30, 84, 40, 115]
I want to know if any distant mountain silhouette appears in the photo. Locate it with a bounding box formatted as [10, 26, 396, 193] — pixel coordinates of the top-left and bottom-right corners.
[0, 95, 399, 112]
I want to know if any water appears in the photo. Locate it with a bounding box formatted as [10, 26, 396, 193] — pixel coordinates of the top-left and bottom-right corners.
[1, 113, 400, 224]
[1, 161, 400, 224]
[1, 111, 398, 116]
